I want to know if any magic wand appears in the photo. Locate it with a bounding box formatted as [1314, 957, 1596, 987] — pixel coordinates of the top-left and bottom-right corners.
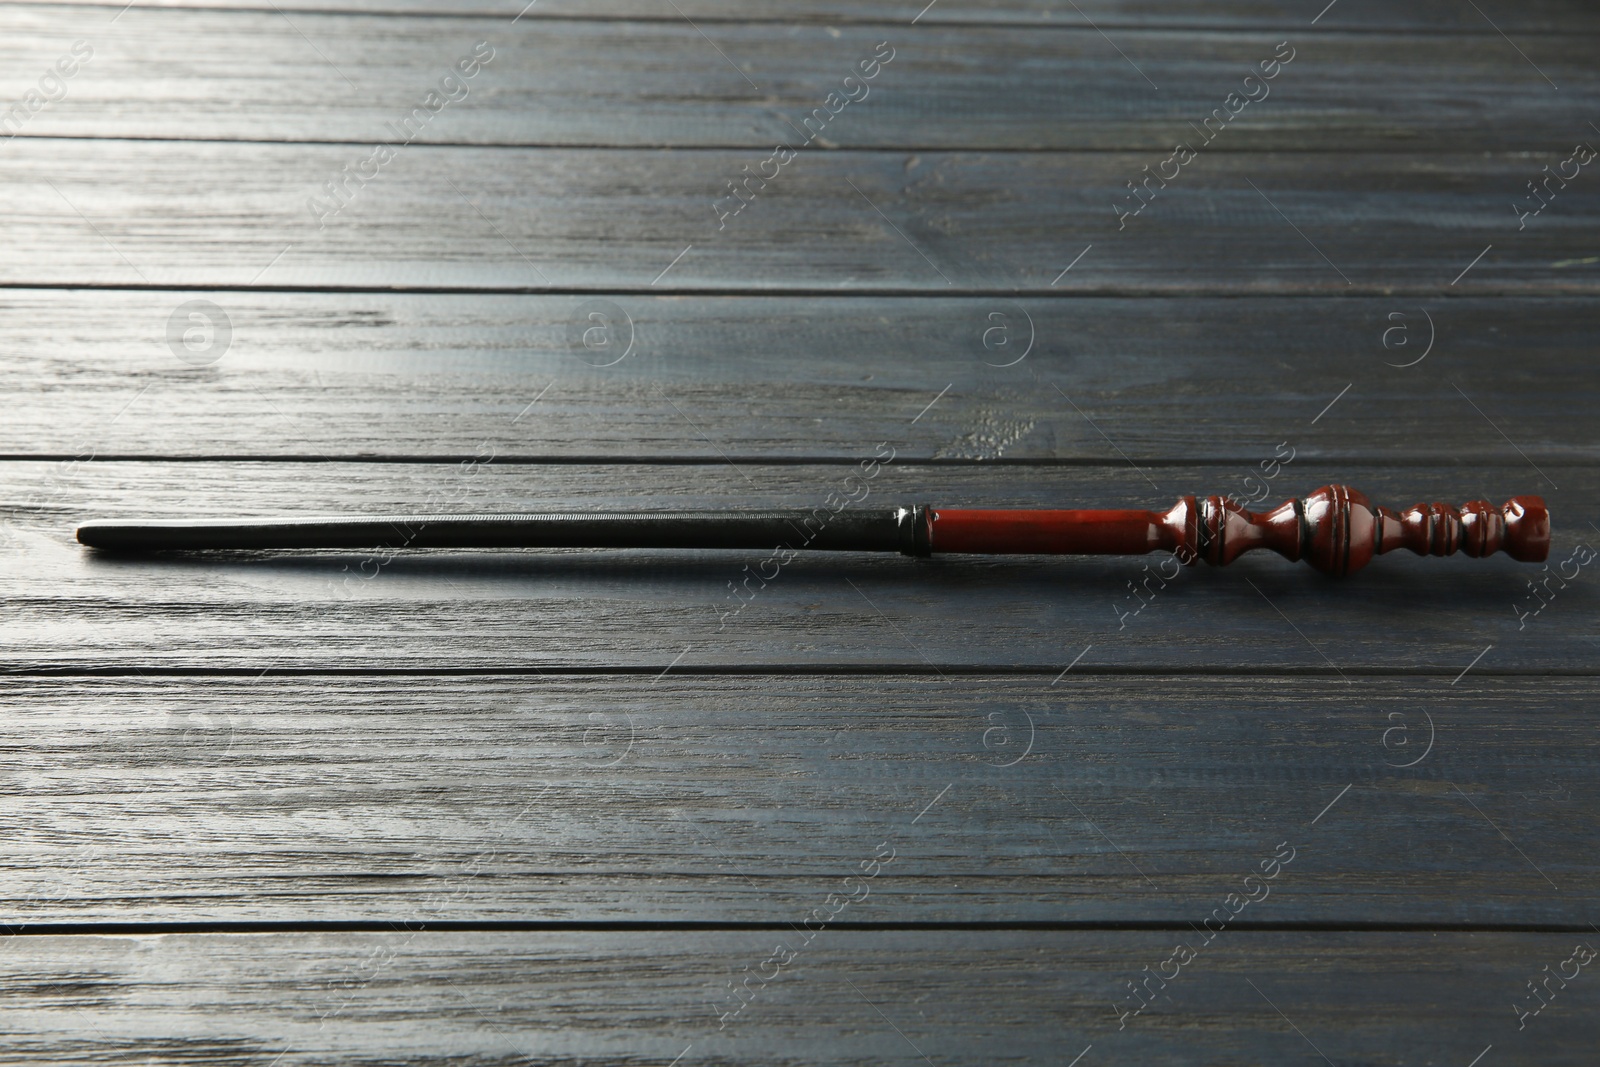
[76, 485, 1548, 577]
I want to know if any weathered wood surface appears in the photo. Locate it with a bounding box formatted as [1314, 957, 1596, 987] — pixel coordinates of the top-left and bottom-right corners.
[4, 144, 1597, 292]
[0, 931, 1593, 1065]
[2, 291, 1594, 463]
[3, 8, 1594, 149]
[1, 674, 1594, 925]
[4, 462, 1592, 671]
[6, 0, 1599, 1057]
[37, 0, 1600, 31]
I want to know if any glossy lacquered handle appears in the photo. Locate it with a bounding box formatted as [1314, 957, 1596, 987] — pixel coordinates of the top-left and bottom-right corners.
[927, 486, 1550, 576]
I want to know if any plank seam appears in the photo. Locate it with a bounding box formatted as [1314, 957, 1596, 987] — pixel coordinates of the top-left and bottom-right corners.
[5, 667, 1598, 679]
[5, 456, 1592, 467]
[0, 283, 1588, 299]
[7, 136, 1585, 153]
[2, 920, 1596, 935]
[14, 4, 1597, 34]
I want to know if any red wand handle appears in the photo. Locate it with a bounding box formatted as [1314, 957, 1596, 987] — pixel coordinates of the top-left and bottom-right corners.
[929, 485, 1550, 576]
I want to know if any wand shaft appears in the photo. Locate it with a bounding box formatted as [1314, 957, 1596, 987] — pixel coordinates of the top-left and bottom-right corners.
[76, 510, 925, 554]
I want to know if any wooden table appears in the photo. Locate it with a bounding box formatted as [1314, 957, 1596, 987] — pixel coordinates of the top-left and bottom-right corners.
[3, 0, 1596, 1062]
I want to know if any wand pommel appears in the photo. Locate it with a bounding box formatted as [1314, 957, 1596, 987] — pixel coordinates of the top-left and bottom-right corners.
[1176, 485, 1548, 576]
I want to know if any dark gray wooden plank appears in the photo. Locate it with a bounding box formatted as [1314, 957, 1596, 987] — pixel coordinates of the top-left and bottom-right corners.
[2, 461, 1593, 671]
[35, 0, 1600, 31]
[0, 931, 1593, 1064]
[2, 8, 1593, 149]
[5, 144, 1595, 292]
[3, 291, 1593, 463]
[3, 673, 1596, 925]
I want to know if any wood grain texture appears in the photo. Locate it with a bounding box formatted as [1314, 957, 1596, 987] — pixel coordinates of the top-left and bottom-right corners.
[3, 0, 1596, 1055]
[34, 0, 1600, 31]
[2, 291, 1592, 462]
[2, 673, 1595, 925]
[3, 462, 1592, 671]
[2, 8, 1593, 149]
[1, 931, 1595, 1065]
[5, 143, 1595, 292]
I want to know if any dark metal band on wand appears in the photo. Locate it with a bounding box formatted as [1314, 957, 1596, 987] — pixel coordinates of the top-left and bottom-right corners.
[75, 485, 1550, 577]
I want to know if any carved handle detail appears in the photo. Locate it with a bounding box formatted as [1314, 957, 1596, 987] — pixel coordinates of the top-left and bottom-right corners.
[1162, 485, 1550, 576]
